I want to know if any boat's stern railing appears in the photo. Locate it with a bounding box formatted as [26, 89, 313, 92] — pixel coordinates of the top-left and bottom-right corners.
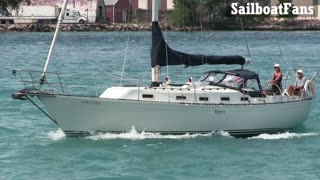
[311, 72, 320, 82]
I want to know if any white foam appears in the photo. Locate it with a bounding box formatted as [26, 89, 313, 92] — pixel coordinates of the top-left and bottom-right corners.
[249, 132, 319, 140]
[46, 128, 318, 141]
[48, 129, 66, 141]
[86, 127, 231, 140]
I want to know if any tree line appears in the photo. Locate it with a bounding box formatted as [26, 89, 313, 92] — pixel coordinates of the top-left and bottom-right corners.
[170, 0, 298, 27]
[171, 0, 229, 26]
[0, 0, 29, 16]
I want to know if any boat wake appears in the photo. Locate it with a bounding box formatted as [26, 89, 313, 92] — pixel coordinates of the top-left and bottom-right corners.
[46, 128, 319, 141]
[47, 129, 66, 141]
[249, 132, 319, 140]
[85, 127, 231, 140]
[46, 127, 231, 141]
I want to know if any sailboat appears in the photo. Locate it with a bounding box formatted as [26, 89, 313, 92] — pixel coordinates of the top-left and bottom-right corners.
[12, 0, 317, 137]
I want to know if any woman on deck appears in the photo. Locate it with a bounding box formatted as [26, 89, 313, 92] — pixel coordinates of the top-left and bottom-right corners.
[264, 64, 283, 95]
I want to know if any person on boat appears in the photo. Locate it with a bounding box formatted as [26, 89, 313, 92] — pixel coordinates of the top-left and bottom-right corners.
[288, 70, 308, 96]
[264, 64, 283, 95]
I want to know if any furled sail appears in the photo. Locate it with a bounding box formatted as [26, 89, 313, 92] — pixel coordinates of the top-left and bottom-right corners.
[151, 22, 246, 67]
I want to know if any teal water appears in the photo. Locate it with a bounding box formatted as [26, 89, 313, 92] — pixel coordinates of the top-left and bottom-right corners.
[1, 31, 320, 179]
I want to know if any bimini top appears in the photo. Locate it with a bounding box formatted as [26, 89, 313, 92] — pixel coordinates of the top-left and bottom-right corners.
[205, 69, 259, 80]
[151, 21, 246, 67]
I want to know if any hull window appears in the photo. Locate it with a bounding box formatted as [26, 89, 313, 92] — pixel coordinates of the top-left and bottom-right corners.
[199, 97, 209, 101]
[241, 97, 249, 101]
[176, 96, 186, 100]
[221, 97, 230, 101]
[142, 94, 154, 98]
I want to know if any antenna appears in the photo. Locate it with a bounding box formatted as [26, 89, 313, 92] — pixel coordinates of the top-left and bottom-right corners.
[40, 0, 68, 84]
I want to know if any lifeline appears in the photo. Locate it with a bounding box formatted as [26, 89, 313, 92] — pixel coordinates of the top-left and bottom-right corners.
[231, 3, 314, 15]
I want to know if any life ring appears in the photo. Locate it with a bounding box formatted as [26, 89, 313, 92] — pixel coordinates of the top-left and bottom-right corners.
[304, 80, 316, 96]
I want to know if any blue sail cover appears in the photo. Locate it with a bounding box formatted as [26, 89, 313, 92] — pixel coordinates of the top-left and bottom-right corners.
[151, 22, 246, 67]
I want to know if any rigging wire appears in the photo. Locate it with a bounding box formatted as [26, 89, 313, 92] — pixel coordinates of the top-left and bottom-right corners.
[169, 66, 189, 79]
[40, 0, 68, 85]
[120, 30, 131, 85]
[266, 25, 296, 78]
[75, 0, 138, 83]
[199, 0, 206, 97]
[182, 0, 187, 39]
[199, 0, 204, 74]
[240, 18, 252, 60]
[278, 45, 295, 75]
[120, 0, 133, 85]
[128, 0, 134, 79]
[86, 58, 131, 80]
[165, 24, 169, 79]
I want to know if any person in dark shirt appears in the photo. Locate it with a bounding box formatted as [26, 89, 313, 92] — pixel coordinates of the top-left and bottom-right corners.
[270, 64, 283, 94]
[263, 64, 283, 95]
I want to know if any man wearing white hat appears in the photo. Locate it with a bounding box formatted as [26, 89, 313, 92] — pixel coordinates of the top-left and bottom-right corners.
[288, 70, 308, 96]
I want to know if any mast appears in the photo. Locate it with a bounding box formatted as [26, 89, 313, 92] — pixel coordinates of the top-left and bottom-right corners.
[40, 0, 68, 84]
[152, 0, 160, 22]
[151, 0, 161, 86]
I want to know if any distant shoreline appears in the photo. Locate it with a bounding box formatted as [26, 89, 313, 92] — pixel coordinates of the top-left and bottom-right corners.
[1, 20, 320, 32]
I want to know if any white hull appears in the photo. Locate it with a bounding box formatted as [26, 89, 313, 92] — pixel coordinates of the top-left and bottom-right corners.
[11, 0, 318, 138]
[38, 95, 313, 136]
